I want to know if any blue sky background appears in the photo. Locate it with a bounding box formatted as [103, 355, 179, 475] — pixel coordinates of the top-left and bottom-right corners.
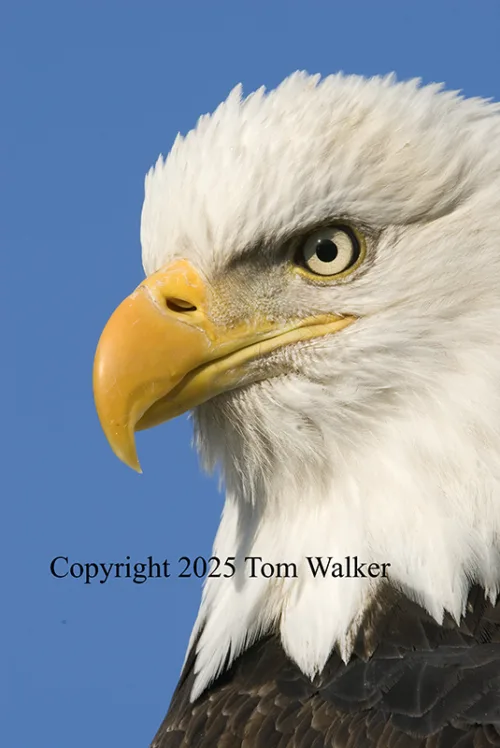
[5, 1, 499, 746]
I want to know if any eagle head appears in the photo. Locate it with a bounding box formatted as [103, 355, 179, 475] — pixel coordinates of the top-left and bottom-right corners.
[94, 73, 500, 699]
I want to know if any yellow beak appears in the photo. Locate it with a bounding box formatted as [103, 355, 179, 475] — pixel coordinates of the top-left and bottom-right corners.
[93, 259, 356, 472]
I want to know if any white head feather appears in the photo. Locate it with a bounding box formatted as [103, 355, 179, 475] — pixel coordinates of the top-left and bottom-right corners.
[141, 72, 500, 700]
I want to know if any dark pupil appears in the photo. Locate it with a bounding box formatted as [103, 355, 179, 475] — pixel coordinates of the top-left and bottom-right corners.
[316, 238, 338, 262]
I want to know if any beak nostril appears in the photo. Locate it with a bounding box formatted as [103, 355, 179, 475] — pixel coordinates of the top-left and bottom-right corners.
[166, 298, 197, 313]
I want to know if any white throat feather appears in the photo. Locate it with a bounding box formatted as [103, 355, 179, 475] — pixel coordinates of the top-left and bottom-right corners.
[187, 328, 500, 700]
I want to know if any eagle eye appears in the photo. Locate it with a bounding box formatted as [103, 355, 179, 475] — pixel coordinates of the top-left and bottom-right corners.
[295, 225, 362, 278]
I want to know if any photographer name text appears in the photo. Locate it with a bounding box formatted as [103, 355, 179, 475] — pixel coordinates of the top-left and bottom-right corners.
[50, 555, 391, 585]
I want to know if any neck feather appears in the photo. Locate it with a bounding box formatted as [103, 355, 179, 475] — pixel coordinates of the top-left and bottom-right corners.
[187, 342, 500, 701]
[187, 421, 500, 700]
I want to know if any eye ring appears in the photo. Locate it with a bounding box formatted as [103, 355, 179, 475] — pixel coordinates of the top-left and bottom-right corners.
[294, 224, 364, 279]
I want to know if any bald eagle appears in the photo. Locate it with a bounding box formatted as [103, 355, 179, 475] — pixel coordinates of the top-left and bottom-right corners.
[93, 73, 500, 747]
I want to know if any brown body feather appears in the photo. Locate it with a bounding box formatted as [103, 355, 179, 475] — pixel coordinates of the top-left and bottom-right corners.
[151, 586, 500, 748]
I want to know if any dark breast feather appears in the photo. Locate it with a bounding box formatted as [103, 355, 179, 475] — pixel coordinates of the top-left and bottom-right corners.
[150, 586, 500, 748]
